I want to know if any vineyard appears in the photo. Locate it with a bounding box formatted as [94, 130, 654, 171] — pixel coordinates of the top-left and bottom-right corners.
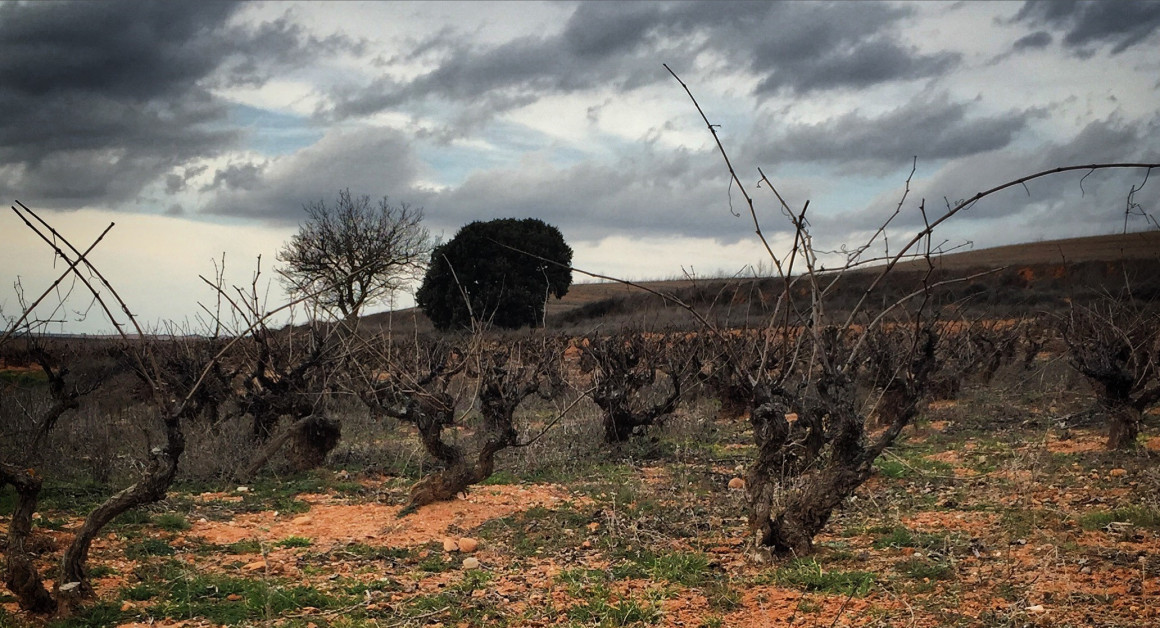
[3, 237, 1160, 627]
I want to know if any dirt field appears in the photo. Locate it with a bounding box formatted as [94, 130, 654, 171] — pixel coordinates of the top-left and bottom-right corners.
[3, 367, 1159, 627]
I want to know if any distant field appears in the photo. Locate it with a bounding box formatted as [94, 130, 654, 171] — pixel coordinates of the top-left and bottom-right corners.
[364, 230, 1160, 332]
[891, 230, 1160, 271]
[538, 230, 1160, 315]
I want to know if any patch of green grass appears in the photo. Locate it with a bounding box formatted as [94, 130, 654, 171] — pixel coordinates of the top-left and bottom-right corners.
[773, 558, 875, 597]
[556, 567, 612, 592]
[701, 615, 725, 628]
[88, 565, 117, 578]
[871, 526, 959, 552]
[341, 577, 402, 596]
[122, 582, 160, 601]
[480, 469, 520, 485]
[112, 508, 153, 527]
[0, 368, 49, 386]
[148, 571, 350, 625]
[330, 481, 366, 495]
[1078, 506, 1160, 531]
[37, 482, 115, 513]
[46, 601, 128, 628]
[126, 538, 175, 559]
[131, 558, 186, 583]
[276, 535, 314, 548]
[416, 548, 457, 573]
[395, 576, 505, 625]
[1001, 508, 1065, 537]
[233, 494, 311, 515]
[566, 587, 664, 626]
[454, 568, 493, 593]
[523, 460, 634, 490]
[476, 505, 592, 558]
[337, 542, 414, 561]
[874, 457, 911, 479]
[154, 512, 191, 532]
[897, 558, 955, 581]
[612, 549, 711, 586]
[703, 580, 742, 611]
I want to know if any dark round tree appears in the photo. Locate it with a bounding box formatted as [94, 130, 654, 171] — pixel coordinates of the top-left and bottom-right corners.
[416, 218, 572, 330]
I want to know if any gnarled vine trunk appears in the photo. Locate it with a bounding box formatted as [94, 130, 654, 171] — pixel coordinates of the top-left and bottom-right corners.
[0, 463, 57, 614]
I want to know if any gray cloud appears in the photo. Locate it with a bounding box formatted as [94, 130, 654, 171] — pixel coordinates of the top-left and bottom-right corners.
[1012, 30, 1053, 51]
[200, 127, 423, 224]
[748, 93, 1032, 172]
[166, 165, 209, 195]
[326, 1, 959, 125]
[202, 163, 267, 193]
[1013, 0, 1160, 55]
[819, 115, 1160, 241]
[745, 3, 959, 94]
[424, 146, 767, 246]
[0, 1, 360, 208]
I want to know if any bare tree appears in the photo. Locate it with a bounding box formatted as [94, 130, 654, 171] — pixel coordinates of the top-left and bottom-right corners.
[277, 189, 432, 323]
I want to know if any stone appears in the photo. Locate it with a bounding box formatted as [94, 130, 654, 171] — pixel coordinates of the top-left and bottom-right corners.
[292, 515, 313, 525]
[728, 477, 746, 490]
[462, 557, 481, 569]
[443, 538, 459, 552]
[457, 537, 479, 553]
[1109, 468, 1128, 478]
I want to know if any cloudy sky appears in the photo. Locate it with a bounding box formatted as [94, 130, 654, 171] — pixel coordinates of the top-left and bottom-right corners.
[2, 1, 1158, 334]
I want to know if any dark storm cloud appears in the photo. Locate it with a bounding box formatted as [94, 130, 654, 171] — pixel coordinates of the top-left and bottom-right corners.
[202, 163, 266, 193]
[1013, 0, 1160, 55]
[745, 3, 959, 94]
[327, 1, 959, 123]
[0, 1, 360, 208]
[201, 127, 423, 224]
[1012, 30, 1053, 51]
[749, 94, 1032, 172]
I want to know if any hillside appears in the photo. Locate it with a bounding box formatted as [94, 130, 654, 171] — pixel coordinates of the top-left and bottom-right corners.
[361, 230, 1160, 333]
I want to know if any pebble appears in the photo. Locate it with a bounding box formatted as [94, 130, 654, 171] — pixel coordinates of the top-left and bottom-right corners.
[462, 557, 480, 569]
[728, 477, 746, 490]
[458, 537, 479, 553]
